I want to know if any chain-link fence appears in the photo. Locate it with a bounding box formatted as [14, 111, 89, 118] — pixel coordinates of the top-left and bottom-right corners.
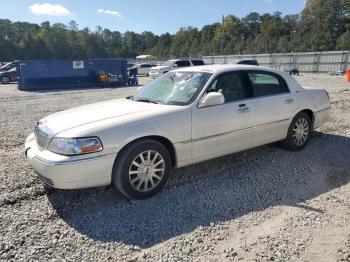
[202, 51, 350, 73]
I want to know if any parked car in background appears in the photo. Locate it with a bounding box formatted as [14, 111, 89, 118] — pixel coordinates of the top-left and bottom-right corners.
[25, 64, 330, 199]
[128, 63, 155, 76]
[127, 63, 135, 69]
[0, 67, 17, 84]
[149, 59, 205, 78]
[231, 59, 259, 66]
[0, 62, 16, 73]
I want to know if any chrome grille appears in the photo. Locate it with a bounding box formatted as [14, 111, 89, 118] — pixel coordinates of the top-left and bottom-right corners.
[35, 125, 49, 149]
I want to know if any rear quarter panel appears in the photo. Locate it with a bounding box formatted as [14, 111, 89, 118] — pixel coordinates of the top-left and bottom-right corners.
[283, 74, 330, 128]
[297, 87, 330, 113]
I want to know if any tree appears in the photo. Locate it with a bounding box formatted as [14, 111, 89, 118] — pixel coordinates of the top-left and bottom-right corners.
[336, 31, 350, 50]
[300, 0, 350, 51]
[0, 0, 349, 62]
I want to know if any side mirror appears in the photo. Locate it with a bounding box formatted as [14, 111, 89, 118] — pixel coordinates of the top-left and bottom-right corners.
[198, 92, 225, 108]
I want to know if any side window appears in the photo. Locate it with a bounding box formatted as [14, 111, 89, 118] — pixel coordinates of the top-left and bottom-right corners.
[191, 60, 205, 66]
[175, 60, 191, 67]
[248, 72, 288, 97]
[141, 64, 151, 68]
[207, 72, 247, 103]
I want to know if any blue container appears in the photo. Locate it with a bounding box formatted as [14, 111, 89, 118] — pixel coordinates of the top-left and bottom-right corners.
[17, 59, 127, 90]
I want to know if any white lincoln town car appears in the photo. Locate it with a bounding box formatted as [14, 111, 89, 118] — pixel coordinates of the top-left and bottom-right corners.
[25, 65, 330, 199]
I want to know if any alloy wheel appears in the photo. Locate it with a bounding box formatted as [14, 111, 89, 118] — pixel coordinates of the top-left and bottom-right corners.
[292, 118, 309, 146]
[1, 76, 10, 84]
[128, 150, 165, 192]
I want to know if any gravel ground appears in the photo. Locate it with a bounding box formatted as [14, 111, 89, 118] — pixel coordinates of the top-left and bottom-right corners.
[0, 74, 349, 262]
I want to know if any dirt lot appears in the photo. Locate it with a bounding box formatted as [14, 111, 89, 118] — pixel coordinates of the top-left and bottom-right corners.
[0, 74, 350, 262]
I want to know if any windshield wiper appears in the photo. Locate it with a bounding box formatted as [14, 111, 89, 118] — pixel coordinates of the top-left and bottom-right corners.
[135, 99, 160, 104]
[166, 100, 186, 106]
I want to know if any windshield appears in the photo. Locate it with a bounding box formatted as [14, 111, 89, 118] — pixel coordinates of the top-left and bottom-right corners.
[134, 71, 211, 106]
[1, 62, 13, 69]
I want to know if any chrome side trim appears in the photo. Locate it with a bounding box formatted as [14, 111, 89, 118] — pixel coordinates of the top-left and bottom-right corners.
[179, 118, 290, 144]
[34, 153, 116, 166]
[314, 107, 331, 114]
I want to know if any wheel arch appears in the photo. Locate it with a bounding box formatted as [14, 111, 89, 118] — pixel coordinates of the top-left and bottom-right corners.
[297, 109, 315, 129]
[114, 135, 177, 168]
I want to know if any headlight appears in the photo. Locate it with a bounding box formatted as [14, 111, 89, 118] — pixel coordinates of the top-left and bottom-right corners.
[47, 137, 103, 155]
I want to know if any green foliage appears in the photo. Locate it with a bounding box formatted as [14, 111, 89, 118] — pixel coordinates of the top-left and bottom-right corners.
[336, 31, 350, 50]
[0, 0, 349, 61]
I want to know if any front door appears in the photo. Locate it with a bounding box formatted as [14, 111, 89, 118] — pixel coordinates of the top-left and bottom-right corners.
[191, 71, 255, 163]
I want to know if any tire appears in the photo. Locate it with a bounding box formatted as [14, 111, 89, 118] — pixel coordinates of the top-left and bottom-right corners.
[112, 139, 171, 199]
[281, 112, 312, 151]
[1, 76, 10, 84]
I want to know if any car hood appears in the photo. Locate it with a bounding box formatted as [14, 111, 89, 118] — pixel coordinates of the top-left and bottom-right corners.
[150, 66, 169, 71]
[38, 98, 175, 135]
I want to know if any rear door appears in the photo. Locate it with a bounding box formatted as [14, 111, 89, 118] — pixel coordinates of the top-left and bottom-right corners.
[191, 71, 255, 163]
[247, 71, 298, 146]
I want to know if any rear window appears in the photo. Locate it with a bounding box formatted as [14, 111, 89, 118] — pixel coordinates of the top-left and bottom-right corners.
[191, 60, 205, 66]
[248, 72, 289, 97]
[175, 60, 191, 67]
[237, 60, 259, 66]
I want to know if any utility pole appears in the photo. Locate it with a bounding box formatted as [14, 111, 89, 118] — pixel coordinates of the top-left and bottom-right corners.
[290, 30, 296, 70]
[221, 15, 224, 56]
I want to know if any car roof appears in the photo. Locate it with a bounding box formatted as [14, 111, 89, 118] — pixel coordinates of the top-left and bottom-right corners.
[167, 58, 203, 62]
[234, 59, 257, 62]
[167, 59, 188, 62]
[173, 64, 281, 74]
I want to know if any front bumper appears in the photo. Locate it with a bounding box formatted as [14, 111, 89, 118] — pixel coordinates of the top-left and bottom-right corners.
[25, 133, 116, 189]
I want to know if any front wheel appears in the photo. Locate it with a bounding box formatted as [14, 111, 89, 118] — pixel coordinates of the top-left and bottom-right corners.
[1, 76, 10, 84]
[112, 139, 171, 199]
[281, 112, 312, 151]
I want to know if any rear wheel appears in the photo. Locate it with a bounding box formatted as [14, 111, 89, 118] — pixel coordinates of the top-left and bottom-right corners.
[1, 76, 10, 84]
[281, 112, 311, 151]
[113, 139, 171, 199]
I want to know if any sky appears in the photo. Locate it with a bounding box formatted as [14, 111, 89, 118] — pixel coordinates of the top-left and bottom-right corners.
[0, 1, 307, 34]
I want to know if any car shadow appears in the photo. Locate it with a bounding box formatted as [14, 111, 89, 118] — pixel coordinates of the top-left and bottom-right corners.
[47, 132, 350, 248]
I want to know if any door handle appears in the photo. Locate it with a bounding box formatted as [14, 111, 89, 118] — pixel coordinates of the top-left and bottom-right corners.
[237, 106, 250, 113]
[285, 99, 294, 104]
